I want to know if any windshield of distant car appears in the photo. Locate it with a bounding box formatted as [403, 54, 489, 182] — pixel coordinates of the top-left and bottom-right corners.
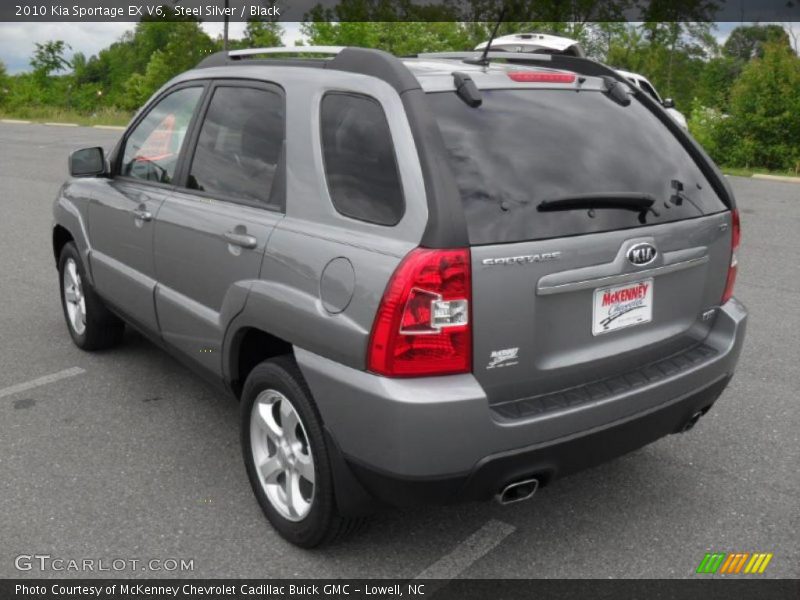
[637, 79, 662, 103]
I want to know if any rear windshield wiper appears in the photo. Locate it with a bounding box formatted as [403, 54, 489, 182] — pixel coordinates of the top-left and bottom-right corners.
[537, 193, 660, 224]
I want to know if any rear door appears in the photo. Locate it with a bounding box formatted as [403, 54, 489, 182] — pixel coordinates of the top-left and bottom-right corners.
[152, 80, 285, 376]
[428, 86, 733, 405]
[90, 84, 205, 330]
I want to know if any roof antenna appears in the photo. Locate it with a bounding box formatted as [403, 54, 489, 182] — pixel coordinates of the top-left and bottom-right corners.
[466, 6, 507, 66]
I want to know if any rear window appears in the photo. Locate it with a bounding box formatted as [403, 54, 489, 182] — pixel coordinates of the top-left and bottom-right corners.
[428, 89, 727, 245]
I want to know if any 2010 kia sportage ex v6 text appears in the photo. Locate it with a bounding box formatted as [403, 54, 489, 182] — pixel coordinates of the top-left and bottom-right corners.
[53, 46, 747, 547]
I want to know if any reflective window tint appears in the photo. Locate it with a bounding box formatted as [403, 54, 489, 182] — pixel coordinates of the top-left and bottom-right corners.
[188, 86, 284, 205]
[121, 87, 202, 184]
[320, 93, 404, 225]
[429, 89, 727, 245]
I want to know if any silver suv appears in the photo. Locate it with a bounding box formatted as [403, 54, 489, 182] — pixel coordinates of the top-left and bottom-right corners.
[53, 47, 747, 547]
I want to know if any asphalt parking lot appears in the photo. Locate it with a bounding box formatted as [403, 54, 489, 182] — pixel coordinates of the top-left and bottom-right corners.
[1, 122, 798, 579]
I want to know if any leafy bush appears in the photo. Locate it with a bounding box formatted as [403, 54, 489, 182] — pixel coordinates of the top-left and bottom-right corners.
[0, 61, 9, 106]
[688, 98, 724, 159]
[725, 42, 800, 170]
[689, 42, 800, 171]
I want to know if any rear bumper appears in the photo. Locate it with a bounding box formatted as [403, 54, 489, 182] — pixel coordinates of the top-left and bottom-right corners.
[297, 298, 746, 506]
[346, 374, 730, 505]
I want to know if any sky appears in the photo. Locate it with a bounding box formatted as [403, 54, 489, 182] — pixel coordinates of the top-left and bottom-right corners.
[0, 21, 797, 74]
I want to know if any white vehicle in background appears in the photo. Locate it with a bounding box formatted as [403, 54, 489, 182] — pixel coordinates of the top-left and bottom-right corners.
[614, 68, 688, 129]
[475, 32, 587, 57]
[475, 33, 688, 129]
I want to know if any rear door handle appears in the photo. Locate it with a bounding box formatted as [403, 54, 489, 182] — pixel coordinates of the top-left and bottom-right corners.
[223, 231, 257, 249]
[132, 208, 152, 222]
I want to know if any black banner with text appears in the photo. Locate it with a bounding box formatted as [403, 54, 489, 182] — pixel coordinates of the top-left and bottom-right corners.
[2, 579, 799, 600]
[2, 0, 800, 22]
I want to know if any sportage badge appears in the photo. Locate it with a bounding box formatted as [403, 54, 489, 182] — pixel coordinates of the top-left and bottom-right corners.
[482, 252, 561, 266]
[626, 242, 657, 266]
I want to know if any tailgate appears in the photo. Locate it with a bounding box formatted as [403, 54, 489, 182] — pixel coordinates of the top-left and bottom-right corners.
[427, 83, 734, 404]
[470, 212, 734, 405]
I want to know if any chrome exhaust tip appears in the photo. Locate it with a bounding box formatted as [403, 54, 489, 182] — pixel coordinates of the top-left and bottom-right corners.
[496, 478, 539, 505]
[681, 411, 704, 433]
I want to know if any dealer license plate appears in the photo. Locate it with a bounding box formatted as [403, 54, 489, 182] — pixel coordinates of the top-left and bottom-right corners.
[592, 278, 654, 336]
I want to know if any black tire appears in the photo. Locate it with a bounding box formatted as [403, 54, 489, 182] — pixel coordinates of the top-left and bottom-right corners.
[240, 355, 361, 547]
[58, 242, 124, 350]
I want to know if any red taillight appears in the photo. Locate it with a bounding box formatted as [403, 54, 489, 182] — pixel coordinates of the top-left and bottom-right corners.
[508, 72, 576, 83]
[721, 209, 740, 304]
[368, 248, 471, 377]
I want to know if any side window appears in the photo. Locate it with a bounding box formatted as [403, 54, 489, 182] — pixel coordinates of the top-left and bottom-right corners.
[187, 86, 285, 206]
[320, 92, 405, 226]
[120, 87, 203, 184]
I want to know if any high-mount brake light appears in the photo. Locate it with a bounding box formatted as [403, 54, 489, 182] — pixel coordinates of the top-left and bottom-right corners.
[367, 248, 471, 377]
[508, 72, 576, 83]
[721, 209, 741, 304]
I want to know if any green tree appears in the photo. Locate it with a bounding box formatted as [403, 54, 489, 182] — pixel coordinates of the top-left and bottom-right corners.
[31, 40, 71, 80]
[302, 0, 470, 53]
[302, 21, 470, 55]
[723, 24, 792, 62]
[692, 55, 739, 110]
[0, 60, 9, 106]
[74, 14, 212, 107]
[71, 52, 87, 77]
[583, 22, 629, 61]
[723, 41, 800, 169]
[121, 22, 217, 109]
[606, 21, 717, 111]
[242, 19, 283, 48]
[123, 51, 171, 109]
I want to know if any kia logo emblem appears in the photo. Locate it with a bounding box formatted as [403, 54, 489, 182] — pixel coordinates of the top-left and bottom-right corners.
[627, 243, 657, 266]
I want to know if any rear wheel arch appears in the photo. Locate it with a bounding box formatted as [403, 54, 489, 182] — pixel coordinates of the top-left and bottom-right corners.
[227, 326, 293, 399]
[226, 326, 377, 522]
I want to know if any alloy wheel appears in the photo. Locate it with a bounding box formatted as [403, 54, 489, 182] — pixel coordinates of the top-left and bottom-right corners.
[63, 258, 87, 335]
[250, 389, 316, 521]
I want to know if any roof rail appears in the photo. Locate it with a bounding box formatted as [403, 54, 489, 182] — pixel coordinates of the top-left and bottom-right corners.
[415, 51, 553, 62]
[196, 46, 421, 95]
[227, 46, 345, 58]
[198, 46, 345, 68]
